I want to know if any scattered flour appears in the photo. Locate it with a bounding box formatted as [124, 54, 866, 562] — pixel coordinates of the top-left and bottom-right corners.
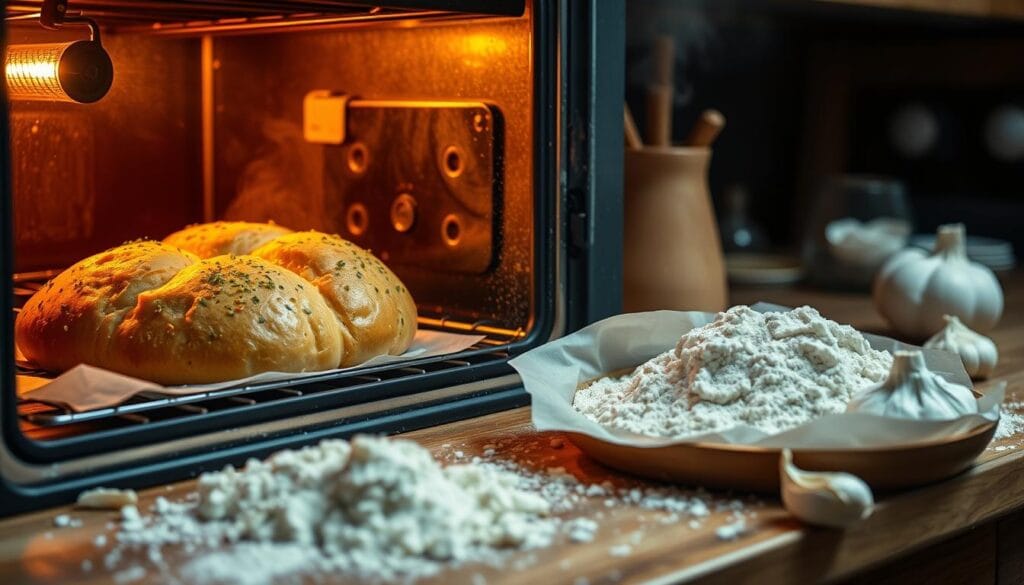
[994, 402, 1024, 440]
[179, 543, 323, 585]
[608, 544, 632, 557]
[715, 519, 747, 541]
[574, 306, 892, 437]
[100, 435, 738, 584]
[566, 517, 599, 543]
[111, 436, 556, 583]
[113, 565, 147, 584]
[53, 513, 82, 528]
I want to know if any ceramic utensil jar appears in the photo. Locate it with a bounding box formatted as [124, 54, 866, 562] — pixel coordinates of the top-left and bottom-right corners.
[623, 146, 727, 312]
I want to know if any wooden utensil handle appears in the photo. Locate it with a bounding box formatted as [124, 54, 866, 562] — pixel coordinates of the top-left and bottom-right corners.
[653, 36, 675, 87]
[685, 109, 726, 147]
[646, 84, 673, 147]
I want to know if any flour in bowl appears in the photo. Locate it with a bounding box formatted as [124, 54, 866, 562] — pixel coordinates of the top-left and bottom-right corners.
[574, 306, 892, 437]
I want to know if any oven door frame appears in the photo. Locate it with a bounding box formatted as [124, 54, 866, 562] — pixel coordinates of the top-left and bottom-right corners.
[0, 0, 624, 514]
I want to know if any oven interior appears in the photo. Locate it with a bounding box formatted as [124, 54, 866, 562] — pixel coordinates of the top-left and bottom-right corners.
[4, 0, 551, 458]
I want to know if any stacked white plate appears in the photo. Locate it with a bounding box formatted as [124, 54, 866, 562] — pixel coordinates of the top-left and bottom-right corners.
[909, 234, 1017, 271]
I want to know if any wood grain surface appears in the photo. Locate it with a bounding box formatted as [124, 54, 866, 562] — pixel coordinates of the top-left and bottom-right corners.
[0, 275, 1022, 585]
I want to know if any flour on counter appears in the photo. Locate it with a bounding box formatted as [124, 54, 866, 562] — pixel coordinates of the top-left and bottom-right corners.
[715, 519, 747, 541]
[574, 306, 893, 437]
[108, 436, 558, 584]
[53, 513, 82, 528]
[608, 544, 632, 557]
[995, 402, 1024, 440]
[566, 517, 599, 543]
[102, 435, 752, 585]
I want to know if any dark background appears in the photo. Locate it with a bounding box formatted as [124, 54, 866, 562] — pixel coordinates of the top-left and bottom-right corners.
[626, 0, 1024, 253]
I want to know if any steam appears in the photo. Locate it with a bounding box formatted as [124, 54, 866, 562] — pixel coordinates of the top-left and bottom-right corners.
[224, 118, 327, 231]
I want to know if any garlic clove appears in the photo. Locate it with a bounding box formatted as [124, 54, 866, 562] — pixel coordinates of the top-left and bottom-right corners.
[847, 350, 978, 420]
[924, 315, 999, 380]
[780, 449, 874, 528]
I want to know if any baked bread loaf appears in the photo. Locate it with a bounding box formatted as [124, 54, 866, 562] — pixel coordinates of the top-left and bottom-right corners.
[163, 221, 292, 259]
[109, 255, 342, 384]
[15, 240, 198, 375]
[16, 241, 343, 384]
[251, 231, 417, 366]
[17, 227, 418, 384]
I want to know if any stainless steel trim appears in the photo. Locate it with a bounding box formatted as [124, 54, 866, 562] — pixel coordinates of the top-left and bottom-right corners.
[1, 374, 521, 485]
[547, 0, 566, 344]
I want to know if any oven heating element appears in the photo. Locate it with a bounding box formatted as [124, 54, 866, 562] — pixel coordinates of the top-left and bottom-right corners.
[4, 1, 113, 103]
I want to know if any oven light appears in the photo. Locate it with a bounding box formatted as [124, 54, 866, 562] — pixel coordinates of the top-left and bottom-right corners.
[5, 40, 113, 103]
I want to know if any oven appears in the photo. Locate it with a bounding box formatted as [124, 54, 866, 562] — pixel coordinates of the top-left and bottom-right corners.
[0, 0, 626, 514]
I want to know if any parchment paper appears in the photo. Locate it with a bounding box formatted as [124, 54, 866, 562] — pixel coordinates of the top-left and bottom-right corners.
[20, 330, 485, 412]
[509, 303, 1004, 449]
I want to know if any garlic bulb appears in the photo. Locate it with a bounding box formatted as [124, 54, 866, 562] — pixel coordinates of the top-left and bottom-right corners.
[873, 223, 1003, 339]
[924, 315, 999, 380]
[847, 350, 977, 420]
[779, 449, 873, 528]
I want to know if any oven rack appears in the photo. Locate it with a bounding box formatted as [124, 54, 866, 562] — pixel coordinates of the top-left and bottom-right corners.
[12, 272, 526, 439]
[18, 337, 512, 433]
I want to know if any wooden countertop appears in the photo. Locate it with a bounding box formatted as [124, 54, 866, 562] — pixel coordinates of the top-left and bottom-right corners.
[1, 275, 1022, 585]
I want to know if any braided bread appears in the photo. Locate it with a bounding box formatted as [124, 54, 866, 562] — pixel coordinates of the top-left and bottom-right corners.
[16, 225, 417, 384]
[251, 231, 417, 366]
[163, 221, 292, 259]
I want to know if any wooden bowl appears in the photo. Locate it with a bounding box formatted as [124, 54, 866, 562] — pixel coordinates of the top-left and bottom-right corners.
[571, 374, 997, 493]
[567, 422, 995, 493]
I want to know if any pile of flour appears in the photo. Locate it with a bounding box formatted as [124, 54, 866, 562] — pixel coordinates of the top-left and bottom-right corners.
[574, 306, 893, 437]
[112, 436, 556, 583]
[91, 434, 757, 584]
[99, 435, 738, 584]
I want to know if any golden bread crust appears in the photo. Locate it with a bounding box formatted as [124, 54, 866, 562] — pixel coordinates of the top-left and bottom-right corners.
[163, 221, 293, 259]
[251, 231, 417, 366]
[110, 255, 343, 384]
[17, 226, 418, 383]
[15, 241, 199, 374]
[16, 244, 343, 384]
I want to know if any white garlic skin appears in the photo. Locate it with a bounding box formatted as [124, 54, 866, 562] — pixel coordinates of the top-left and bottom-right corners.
[847, 350, 977, 420]
[780, 449, 874, 528]
[924, 315, 999, 380]
[873, 223, 1003, 338]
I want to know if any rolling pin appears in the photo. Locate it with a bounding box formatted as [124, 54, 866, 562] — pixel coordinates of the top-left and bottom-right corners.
[685, 109, 726, 147]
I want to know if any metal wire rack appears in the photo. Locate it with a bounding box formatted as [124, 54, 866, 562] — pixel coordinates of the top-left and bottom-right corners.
[12, 272, 524, 439]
